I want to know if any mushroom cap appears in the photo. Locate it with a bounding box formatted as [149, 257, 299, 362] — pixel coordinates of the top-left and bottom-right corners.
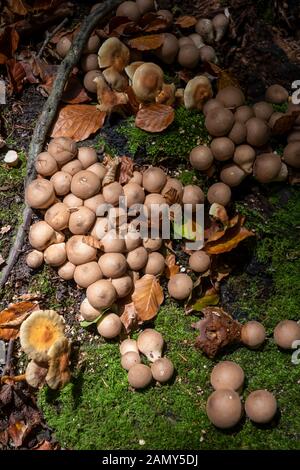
[220, 163, 247, 187]
[206, 389, 242, 429]
[80, 298, 101, 321]
[48, 137, 77, 165]
[91, 217, 109, 240]
[132, 62, 164, 102]
[182, 184, 205, 211]
[58, 261, 75, 281]
[116, 1, 141, 21]
[98, 37, 130, 71]
[121, 351, 141, 371]
[168, 273, 193, 300]
[66, 235, 97, 265]
[74, 261, 103, 288]
[136, 0, 155, 14]
[83, 35, 101, 54]
[102, 181, 124, 206]
[63, 193, 83, 208]
[233, 144, 256, 174]
[128, 363, 153, 389]
[234, 105, 254, 123]
[103, 67, 128, 92]
[81, 53, 99, 72]
[151, 357, 174, 383]
[228, 121, 247, 145]
[273, 320, 300, 349]
[178, 45, 199, 69]
[142, 166, 167, 193]
[199, 45, 216, 63]
[269, 111, 285, 129]
[120, 338, 139, 355]
[205, 108, 234, 136]
[161, 177, 183, 199]
[184, 75, 213, 110]
[50, 171, 72, 196]
[241, 321, 266, 349]
[189, 250, 210, 273]
[98, 252, 127, 278]
[195, 18, 213, 44]
[35, 152, 58, 177]
[216, 86, 245, 110]
[111, 275, 133, 298]
[126, 246, 148, 271]
[123, 182, 145, 207]
[143, 237, 162, 252]
[156, 33, 179, 65]
[212, 13, 229, 41]
[71, 170, 101, 199]
[84, 193, 105, 213]
[56, 37, 72, 58]
[283, 142, 300, 168]
[29, 221, 62, 251]
[44, 242, 67, 267]
[246, 117, 271, 147]
[25, 178, 55, 209]
[253, 101, 274, 121]
[210, 361, 245, 392]
[188, 33, 205, 49]
[210, 137, 235, 161]
[253, 153, 282, 183]
[189, 145, 214, 170]
[245, 390, 277, 424]
[68, 206, 95, 235]
[125, 61, 144, 81]
[25, 360, 48, 388]
[137, 329, 164, 362]
[87, 280, 117, 309]
[157, 9, 173, 24]
[87, 162, 107, 180]
[20, 310, 65, 363]
[207, 182, 231, 206]
[97, 312, 122, 338]
[143, 251, 165, 275]
[61, 159, 83, 176]
[287, 131, 300, 143]
[26, 250, 44, 269]
[265, 84, 288, 104]
[83, 69, 102, 93]
[77, 147, 98, 169]
[178, 37, 194, 48]
[45, 202, 70, 231]
[203, 98, 224, 116]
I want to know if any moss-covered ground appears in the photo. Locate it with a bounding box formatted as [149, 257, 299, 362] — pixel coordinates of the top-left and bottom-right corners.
[38, 187, 300, 450]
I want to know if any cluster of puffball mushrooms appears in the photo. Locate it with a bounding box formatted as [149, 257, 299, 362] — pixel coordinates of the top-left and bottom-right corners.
[206, 319, 300, 428]
[119, 329, 174, 389]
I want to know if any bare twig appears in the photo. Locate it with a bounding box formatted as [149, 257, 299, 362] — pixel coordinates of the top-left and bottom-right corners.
[0, 0, 122, 289]
[1, 339, 15, 377]
[37, 18, 69, 59]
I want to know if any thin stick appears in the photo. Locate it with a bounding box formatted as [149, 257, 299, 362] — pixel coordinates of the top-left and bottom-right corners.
[1, 339, 15, 377]
[37, 18, 69, 59]
[0, 0, 122, 289]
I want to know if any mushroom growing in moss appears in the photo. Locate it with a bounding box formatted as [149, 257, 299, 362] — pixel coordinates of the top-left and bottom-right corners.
[132, 63, 164, 103]
[184, 76, 213, 110]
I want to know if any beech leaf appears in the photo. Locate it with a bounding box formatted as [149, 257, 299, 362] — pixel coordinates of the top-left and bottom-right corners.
[185, 288, 220, 315]
[135, 104, 175, 133]
[132, 274, 164, 322]
[164, 254, 180, 279]
[175, 16, 197, 28]
[128, 34, 164, 51]
[51, 105, 106, 142]
[120, 302, 138, 333]
[0, 301, 38, 340]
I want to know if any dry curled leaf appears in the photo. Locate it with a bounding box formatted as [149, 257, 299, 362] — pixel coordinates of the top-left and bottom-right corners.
[205, 62, 240, 90]
[185, 287, 220, 315]
[205, 215, 255, 255]
[51, 105, 106, 142]
[164, 254, 180, 279]
[102, 154, 120, 186]
[0, 302, 38, 341]
[82, 235, 102, 249]
[8, 420, 29, 448]
[132, 274, 164, 322]
[120, 302, 138, 333]
[95, 75, 128, 114]
[32, 440, 56, 450]
[272, 111, 300, 135]
[119, 156, 134, 184]
[0, 26, 19, 64]
[175, 16, 197, 28]
[135, 104, 175, 133]
[128, 34, 164, 51]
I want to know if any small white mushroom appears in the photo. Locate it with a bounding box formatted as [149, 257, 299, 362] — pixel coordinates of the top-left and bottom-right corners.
[137, 329, 164, 362]
[4, 150, 19, 167]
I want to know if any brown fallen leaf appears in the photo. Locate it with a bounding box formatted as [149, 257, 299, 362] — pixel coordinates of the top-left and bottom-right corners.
[95, 75, 128, 114]
[6, 59, 26, 93]
[164, 187, 182, 206]
[8, 420, 29, 448]
[132, 274, 164, 322]
[128, 34, 165, 51]
[135, 104, 175, 133]
[61, 76, 91, 104]
[102, 154, 120, 186]
[205, 62, 240, 90]
[142, 15, 169, 33]
[7, 0, 28, 15]
[120, 302, 138, 333]
[205, 219, 255, 255]
[164, 254, 180, 279]
[118, 156, 134, 184]
[272, 111, 300, 135]
[0, 26, 19, 64]
[51, 105, 106, 142]
[32, 440, 56, 450]
[175, 16, 197, 28]
[0, 301, 38, 341]
[82, 235, 102, 250]
[185, 287, 220, 315]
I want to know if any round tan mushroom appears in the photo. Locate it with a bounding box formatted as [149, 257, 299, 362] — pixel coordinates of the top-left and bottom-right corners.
[136, 0, 154, 14]
[83, 69, 102, 93]
[120, 338, 139, 355]
[26, 250, 44, 269]
[111, 275, 133, 298]
[207, 182, 231, 206]
[77, 147, 98, 169]
[128, 363, 153, 389]
[142, 167, 167, 193]
[234, 105, 254, 123]
[103, 67, 128, 92]
[84, 193, 105, 213]
[57, 261, 75, 280]
[98, 253, 127, 278]
[203, 98, 224, 116]
[44, 242, 67, 267]
[90, 217, 108, 240]
[98, 37, 130, 71]
[189, 251, 210, 273]
[283, 142, 300, 168]
[228, 121, 247, 145]
[87, 162, 107, 181]
[144, 193, 167, 220]
[178, 45, 199, 69]
[199, 45, 217, 63]
[212, 13, 229, 41]
[157, 9, 173, 24]
[45, 202, 70, 231]
[287, 131, 300, 143]
[97, 313, 122, 338]
[269, 111, 285, 129]
[210, 361, 245, 392]
[71, 170, 101, 199]
[195, 18, 214, 44]
[182, 185, 205, 209]
[184, 76, 213, 110]
[124, 225, 142, 251]
[74, 261, 103, 288]
[245, 390, 277, 424]
[137, 329, 164, 362]
[241, 321, 266, 349]
[29, 221, 64, 251]
[178, 37, 194, 48]
[189, 145, 214, 170]
[102, 182, 124, 206]
[50, 171, 72, 196]
[233, 144, 256, 174]
[188, 33, 205, 49]
[206, 389, 242, 429]
[151, 357, 174, 383]
[121, 351, 141, 371]
[246, 117, 271, 146]
[56, 37, 72, 58]
[253, 101, 274, 121]
[81, 53, 99, 72]
[168, 273, 193, 300]
[265, 84, 288, 104]
[61, 159, 83, 176]
[156, 33, 179, 65]
[273, 320, 300, 349]
[87, 280, 117, 309]
[143, 252, 165, 275]
[143, 238, 162, 252]
[273, 162, 288, 182]
[253, 153, 282, 183]
[101, 230, 126, 253]
[161, 178, 183, 199]
[220, 163, 247, 187]
[66, 235, 97, 265]
[63, 193, 83, 208]
[116, 1, 141, 21]
[125, 61, 144, 82]
[68, 206, 95, 235]
[35, 152, 58, 177]
[48, 137, 77, 165]
[216, 86, 245, 110]
[80, 298, 101, 321]
[126, 246, 148, 271]
[83, 35, 101, 54]
[210, 137, 235, 161]
[123, 182, 145, 207]
[25, 178, 56, 209]
[205, 108, 234, 136]
[132, 63, 164, 102]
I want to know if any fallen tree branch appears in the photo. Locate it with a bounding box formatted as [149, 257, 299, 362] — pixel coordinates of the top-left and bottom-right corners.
[0, 0, 122, 289]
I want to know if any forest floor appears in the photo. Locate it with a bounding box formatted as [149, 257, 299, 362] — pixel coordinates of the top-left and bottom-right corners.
[0, 0, 300, 451]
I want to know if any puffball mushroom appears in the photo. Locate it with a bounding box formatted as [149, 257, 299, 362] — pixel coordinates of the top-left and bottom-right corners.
[83, 35, 101, 54]
[253, 153, 282, 183]
[56, 37, 72, 58]
[203, 98, 224, 116]
[265, 84, 288, 104]
[97, 313, 122, 338]
[210, 137, 235, 161]
[178, 37, 194, 47]
[245, 390, 277, 424]
[83, 69, 102, 93]
[195, 18, 214, 44]
[29, 221, 64, 251]
[91, 217, 108, 240]
[26, 250, 44, 269]
[206, 389, 242, 429]
[71, 170, 101, 199]
[184, 75, 213, 111]
[283, 142, 300, 168]
[98, 37, 130, 71]
[98, 253, 127, 278]
[48, 137, 77, 165]
[241, 321, 266, 349]
[253, 101, 274, 121]
[77, 147, 98, 169]
[128, 363, 153, 389]
[84, 193, 105, 213]
[121, 351, 141, 371]
[235, 105, 254, 123]
[132, 63, 164, 103]
[189, 250, 210, 273]
[199, 45, 217, 63]
[207, 182, 232, 206]
[178, 45, 199, 69]
[156, 33, 179, 65]
[142, 167, 167, 193]
[189, 33, 205, 49]
[212, 13, 229, 42]
[136, 0, 154, 14]
[111, 275, 133, 298]
[102, 182, 124, 206]
[137, 329, 164, 362]
[273, 320, 300, 349]
[228, 121, 247, 145]
[246, 117, 271, 147]
[68, 206, 95, 235]
[168, 273, 193, 300]
[61, 159, 83, 176]
[189, 145, 214, 170]
[44, 242, 67, 267]
[205, 108, 234, 137]
[35, 152, 58, 176]
[161, 177, 183, 200]
[116, 1, 141, 21]
[120, 338, 139, 356]
[25, 178, 56, 209]
[103, 67, 128, 92]
[233, 144, 256, 174]
[87, 280, 117, 309]
[66, 235, 97, 265]
[151, 357, 174, 383]
[182, 185, 205, 209]
[216, 86, 245, 110]
[45, 202, 70, 231]
[101, 230, 126, 253]
[63, 193, 83, 208]
[50, 171, 72, 196]
[80, 298, 101, 321]
[143, 252, 165, 275]
[210, 361, 245, 392]
[58, 261, 75, 280]
[126, 246, 148, 271]
[220, 163, 247, 187]
[123, 182, 145, 207]
[74, 261, 103, 288]
[81, 53, 99, 72]
[87, 162, 107, 180]
[143, 238, 162, 252]
[157, 9, 173, 24]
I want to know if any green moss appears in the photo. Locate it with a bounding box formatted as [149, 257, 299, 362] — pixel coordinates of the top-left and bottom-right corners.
[118, 106, 210, 164]
[272, 103, 289, 113]
[94, 136, 118, 157]
[0, 152, 27, 189]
